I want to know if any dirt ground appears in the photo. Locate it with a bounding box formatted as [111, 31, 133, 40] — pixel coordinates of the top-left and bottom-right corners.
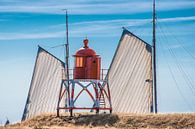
[1, 113, 195, 129]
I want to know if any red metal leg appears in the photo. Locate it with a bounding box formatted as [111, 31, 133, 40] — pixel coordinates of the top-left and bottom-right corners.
[57, 80, 112, 116]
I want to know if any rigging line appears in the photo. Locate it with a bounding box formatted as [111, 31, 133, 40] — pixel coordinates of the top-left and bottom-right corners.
[157, 33, 193, 111]
[169, 48, 195, 92]
[59, 47, 64, 63]
[166, 60, 193, 111]
[39, 44, 53, 49]
[39, 43, 66, 50]
[127, 20, 151, 34]
[158, 21, 195, 86]
[157, 23, 195, 93]
[158, 25, 195, 98]
[168, 47, 195, 95]
[158, 38, 195, 104]
[50, 44, 66, 49]
[157, 19, 195, 60]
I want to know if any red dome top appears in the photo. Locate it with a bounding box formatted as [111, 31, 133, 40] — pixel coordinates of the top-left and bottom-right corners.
[75, 38, 96, 56]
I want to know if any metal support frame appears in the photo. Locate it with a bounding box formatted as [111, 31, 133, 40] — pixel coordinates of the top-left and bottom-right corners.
[57, 79, 112, 117]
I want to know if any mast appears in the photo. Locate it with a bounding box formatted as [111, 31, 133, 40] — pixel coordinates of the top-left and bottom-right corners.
[57, 9, 70, 117]
[152, 0, 157, 113]
[65, 10, 70, 82]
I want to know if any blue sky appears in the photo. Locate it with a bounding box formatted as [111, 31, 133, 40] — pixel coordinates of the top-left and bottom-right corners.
[1, 0, 195, 124]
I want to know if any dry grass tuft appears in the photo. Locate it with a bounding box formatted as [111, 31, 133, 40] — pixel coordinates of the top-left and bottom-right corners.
[1, 113, 195, 129]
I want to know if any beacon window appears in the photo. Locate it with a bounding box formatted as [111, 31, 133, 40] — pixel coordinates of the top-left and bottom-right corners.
[76, 57, 83, 67]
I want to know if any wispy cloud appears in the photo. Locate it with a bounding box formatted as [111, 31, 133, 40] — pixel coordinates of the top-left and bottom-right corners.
[158, 16, 195, 22]
[0, 18, 150, 40]
[51, 16, 195, 32]
[0, 16, 195, 40]
[0, 18, 8, 21]
[0, 1, 195, 14]
[0, 31, 65, 40]
[0, 3, 149, 14]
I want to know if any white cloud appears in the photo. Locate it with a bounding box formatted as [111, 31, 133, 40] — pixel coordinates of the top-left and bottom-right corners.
[0, 31, 65, 40]
[0, 3, 149, 14]
[158, 16, 195, 22]
[0, 19, 149, 40]
[0, 1, 195, 14]
[0, 16, 195, 40]
[0, 19, 8, 21]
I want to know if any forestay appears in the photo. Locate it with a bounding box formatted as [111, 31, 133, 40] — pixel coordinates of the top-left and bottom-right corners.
[107, 28, 153, 113]
[22, 47, 66, 120]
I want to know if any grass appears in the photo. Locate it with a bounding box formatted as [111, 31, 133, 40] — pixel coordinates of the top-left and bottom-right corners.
[1, 113, 195, 129]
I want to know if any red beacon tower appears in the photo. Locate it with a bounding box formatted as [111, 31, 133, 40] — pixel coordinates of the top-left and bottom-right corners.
[57, 38, 112, 117]
[73, 39, 101, 80]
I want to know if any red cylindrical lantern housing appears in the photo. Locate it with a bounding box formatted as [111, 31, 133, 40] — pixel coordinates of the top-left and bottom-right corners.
[73, 38, 101, 80]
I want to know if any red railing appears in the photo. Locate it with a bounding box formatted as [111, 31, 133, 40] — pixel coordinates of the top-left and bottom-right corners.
[67, 69, 108, 80]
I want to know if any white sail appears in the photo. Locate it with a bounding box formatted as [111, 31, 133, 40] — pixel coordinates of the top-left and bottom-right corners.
[22, 46, 66, 120]
[108, 29, 153, 113]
